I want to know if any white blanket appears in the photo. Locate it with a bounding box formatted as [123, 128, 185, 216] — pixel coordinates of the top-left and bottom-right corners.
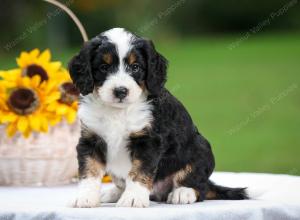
[0, 172, 299, 220]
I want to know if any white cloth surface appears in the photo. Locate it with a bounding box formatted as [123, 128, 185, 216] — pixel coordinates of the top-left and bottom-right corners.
[0, 172, 299, 220]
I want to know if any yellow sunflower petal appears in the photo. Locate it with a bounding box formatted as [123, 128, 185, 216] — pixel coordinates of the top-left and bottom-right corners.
[66, 109, 77, 123]
[21, 76, 31, 87]
[40, 117, 49, 132]
[55, 68, 71, 82]
[71, 101, 78, 109]
[6, 123, 17, 137]
[17, 117, 28, 132]
[46, 102, 58, 112]
[45, 92, 60, 104]
[29, 49, 40, 59]
[49, 62, 62, 72]
[2, 69, 21, 81]
[28, 115, 40, 131]
[56, 105, 68, 115]
[22, 127, 32, 138]
[0, 100, 9, 111]
[16, 52, 31, 67]
[1, 113, 17, 123]
[30, 75, 41, 88]
[49, 115, 61, 126]
[43, 80, 57, 94]
[0, 81, 16, 88]
[39, 49, 51, 63]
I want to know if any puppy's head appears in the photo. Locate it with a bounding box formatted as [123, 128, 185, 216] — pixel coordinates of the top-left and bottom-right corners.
[69, 28, 167, 108]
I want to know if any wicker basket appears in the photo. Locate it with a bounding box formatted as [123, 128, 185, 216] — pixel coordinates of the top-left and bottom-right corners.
[0, 121, 80, 186]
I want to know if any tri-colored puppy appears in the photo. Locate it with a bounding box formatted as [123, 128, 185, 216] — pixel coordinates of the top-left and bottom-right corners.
[69, 28, 248, 208]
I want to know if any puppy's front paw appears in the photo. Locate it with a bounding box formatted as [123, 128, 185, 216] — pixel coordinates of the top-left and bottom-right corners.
[116, 189, 150, 208]
[72, 194, 101, 208]
[167, 187, 197, 204]
[72, 178, 101, 208]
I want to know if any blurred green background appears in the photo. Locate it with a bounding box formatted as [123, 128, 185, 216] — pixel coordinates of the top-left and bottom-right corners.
[0, 0, 299, 175]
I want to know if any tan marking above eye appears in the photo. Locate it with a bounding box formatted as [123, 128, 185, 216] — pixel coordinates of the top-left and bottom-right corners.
[103, 53, 113, 64]
[128, 52, 137, 65]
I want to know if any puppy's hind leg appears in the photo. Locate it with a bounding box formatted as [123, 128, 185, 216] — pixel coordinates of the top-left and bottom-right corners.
[167, 164, 203, 204]
[167, 134, 216, 204]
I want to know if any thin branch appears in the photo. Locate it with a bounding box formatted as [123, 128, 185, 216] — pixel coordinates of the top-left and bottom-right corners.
[43, 0, 88, 42]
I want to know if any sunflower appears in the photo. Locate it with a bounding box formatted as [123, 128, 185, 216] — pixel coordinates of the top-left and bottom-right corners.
[46, 68, 79, 124]
[0, 70, 62, 138]
[0, 80, 6, 124]
[47, 81, 79, 124]
[1, 49, 79, 138]
[0, 69, 21, 125]
[16, 49, 62, 82]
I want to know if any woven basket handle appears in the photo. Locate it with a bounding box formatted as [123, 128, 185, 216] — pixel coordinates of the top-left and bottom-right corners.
[43, 0, 89, 42]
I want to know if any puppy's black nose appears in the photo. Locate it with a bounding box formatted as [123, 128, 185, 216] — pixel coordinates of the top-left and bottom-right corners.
[113, 86, 128, 100]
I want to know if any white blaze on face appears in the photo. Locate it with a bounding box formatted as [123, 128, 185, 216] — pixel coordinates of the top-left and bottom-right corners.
[97, 28, 143, 108]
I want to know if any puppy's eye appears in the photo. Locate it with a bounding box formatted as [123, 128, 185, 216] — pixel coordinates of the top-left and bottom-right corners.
[100, 64, 110, 73]
[131, 63, 140, 73]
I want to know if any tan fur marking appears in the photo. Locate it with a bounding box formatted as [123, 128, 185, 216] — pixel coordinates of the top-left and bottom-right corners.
[85, 157, 105, 178]
[139, 81, 146, 91]
[205, 190, 217, 200]
[128, 52, 136, 65]
[130, 128, 148, 138]
[173, 164, 192, 187]
[129, 159, 153, 189]
[103, 53, 113, 64]
[194, 189, 201, 200]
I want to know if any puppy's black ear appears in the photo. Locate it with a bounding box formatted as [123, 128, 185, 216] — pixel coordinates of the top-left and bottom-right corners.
[144, 40, 168, 96]
[68, 38, 102, 96]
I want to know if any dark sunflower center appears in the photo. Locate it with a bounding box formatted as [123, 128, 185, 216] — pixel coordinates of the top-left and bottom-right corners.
[24, 64, 48, 82]
[59, 82, 79, 105]
[8, 88, 39, 115]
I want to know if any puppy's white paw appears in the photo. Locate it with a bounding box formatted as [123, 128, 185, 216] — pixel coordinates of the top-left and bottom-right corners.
[100, 186, 123, 203]
[167, 187, 197, 204]
[116, 189, 150, 208]
[116, 179, 150, 208]
[72, 194, 100, 208]
[72, 177, 101, 208]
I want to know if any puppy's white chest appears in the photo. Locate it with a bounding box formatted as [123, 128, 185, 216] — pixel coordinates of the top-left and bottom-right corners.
[78, 95, 153, 178]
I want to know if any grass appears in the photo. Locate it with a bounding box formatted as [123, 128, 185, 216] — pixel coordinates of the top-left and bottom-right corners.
[1, 33, 300, 175]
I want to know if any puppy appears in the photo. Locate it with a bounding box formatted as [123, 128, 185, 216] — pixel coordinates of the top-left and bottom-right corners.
[69, 28, 248, 208]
